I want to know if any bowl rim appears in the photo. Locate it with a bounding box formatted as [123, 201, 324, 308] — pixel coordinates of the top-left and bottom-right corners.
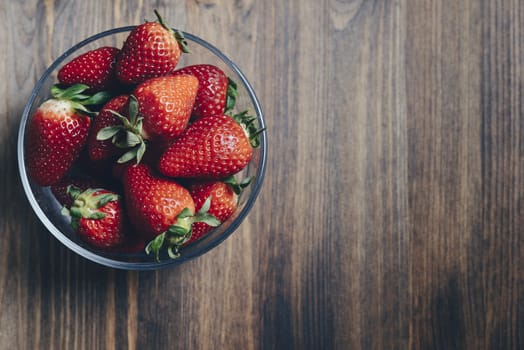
[17, 26, 267, 270]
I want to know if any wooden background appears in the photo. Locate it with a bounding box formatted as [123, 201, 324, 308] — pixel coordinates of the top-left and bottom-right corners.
[0, 0, 523, 349]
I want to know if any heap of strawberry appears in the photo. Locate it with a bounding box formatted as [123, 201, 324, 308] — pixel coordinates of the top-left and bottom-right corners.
[26, 10, 263, 261]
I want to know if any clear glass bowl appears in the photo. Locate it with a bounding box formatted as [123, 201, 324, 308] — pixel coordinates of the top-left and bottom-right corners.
[17, 26, 267, 270]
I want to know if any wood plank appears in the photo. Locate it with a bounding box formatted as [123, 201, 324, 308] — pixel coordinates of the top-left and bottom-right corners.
[0, 0, 522, 349]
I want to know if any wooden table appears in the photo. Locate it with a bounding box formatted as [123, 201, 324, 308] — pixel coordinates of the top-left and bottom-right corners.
[1, 0, 522, 349]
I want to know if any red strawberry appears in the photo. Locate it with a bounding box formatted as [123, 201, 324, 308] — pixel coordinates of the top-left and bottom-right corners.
[51, 176, 104, 208]
[158, 112, 263, 178]
[115, 10, 189, 85]
[58, 47, 120, 92]
[87, 95, 129, 161]
[172, 64, 238, 119]
[62, 186, 126, 249]
[134, 75, 198, 142]
[97, 75, 198, 163]
[187, 176, 253, 244]
[26, 84, 110, 186]
[122, 164, 219, 260]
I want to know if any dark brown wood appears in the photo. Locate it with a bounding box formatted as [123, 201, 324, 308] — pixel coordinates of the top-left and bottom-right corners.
[0, 0, 522, 349]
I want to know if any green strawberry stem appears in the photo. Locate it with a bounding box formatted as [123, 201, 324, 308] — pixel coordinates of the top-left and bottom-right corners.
[145, 197, 220, 261]
[96, 95, 147, 164]
[153, 8, 190, 53]
[51, 84, 112, 115]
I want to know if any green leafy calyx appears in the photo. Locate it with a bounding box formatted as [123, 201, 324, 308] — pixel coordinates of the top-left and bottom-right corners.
[145, 197, 221, 261]
[223, 175, 254, 195]
[97, 95, 147, 164]
[232, 110, 265, 148]
[224, 77, 238, 116]
[51, 84, 111, 115]
[60, 186, 119, 230]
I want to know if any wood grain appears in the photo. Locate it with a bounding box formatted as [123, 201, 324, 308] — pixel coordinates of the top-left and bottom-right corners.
[0, 0, 522, 349]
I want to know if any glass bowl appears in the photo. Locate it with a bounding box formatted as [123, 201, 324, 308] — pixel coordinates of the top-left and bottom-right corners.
[17, 26, 267, 270]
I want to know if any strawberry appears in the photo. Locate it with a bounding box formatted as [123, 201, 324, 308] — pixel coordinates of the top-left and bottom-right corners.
[122, 164, 219, 260]
[97, 75, 198, 163]
[115, 10, 190, 85]
[186, 176, 253, 244]
[58, 47, 120, 92]
[157, 112, 263, 178]
[87, 95, 130, 161]
[133, 74, 198, 142]
[26, 84, 110, 186]
[171, 64, 238, 119]
[61, 186, 126, 249]
[51, 176, 104, 208]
